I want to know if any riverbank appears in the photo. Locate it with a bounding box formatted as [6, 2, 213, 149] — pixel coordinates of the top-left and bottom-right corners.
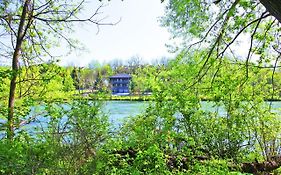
[79, 94, 154, 101]
[74, 90, 281, 102]
[76, 94, 281, 102]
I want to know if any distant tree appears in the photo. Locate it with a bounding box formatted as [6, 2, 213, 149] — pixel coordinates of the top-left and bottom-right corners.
[71, 67, 81, 90]
[109, 58, 124, 71]
[151, 56, 171, 67]
[93, 71, 102, 91]
[130, 65, 157, 94]
[73, 64, 113, 92]
[100, 64, 113, 77]
[127, 55, 143, 68]
[88, 59, 101, 69]
[126, 55, 144, 74]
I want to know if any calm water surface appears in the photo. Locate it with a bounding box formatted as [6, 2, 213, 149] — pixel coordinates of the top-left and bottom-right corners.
[103, 101, 281, 124]
[1, 101, 281, 138]
[102, 101, 149, 127]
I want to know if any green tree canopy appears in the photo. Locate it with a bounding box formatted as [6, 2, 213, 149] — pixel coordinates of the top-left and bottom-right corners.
[162, 0, 280, 81]
[0, 0, 114, 140]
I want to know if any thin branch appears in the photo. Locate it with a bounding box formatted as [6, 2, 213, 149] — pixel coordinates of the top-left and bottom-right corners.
[34, 0, 52, 11]
[33, 24, 56, 59]
[185, 4, 230, 51]
[34, 16, 118, 26]
[188, 0, 241, 88]
[218, 12, 270, 59]
[245, 12, 266, 77]
[252, 19, 276, 58]
[18, 112, 45, 127]
[2, 18, 17, 36]
[269, 52, 281, 108]
[45, 22, 76, 49]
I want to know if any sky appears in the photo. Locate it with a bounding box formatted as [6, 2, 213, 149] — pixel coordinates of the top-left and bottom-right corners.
[60, 0, 173, 66]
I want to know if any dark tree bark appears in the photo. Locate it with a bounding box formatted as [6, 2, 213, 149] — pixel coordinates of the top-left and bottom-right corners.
[260, 0, 281, 23]
[7, 0, 31, 140]
[241, 156, 281, 174]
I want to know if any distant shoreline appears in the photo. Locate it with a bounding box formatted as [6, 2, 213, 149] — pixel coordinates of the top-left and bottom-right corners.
[74, 94, 281, 102]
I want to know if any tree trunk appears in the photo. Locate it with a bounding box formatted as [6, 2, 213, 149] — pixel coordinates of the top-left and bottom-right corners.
[241, 156, 281, 174]
[260, 0, 281, 23]
[7, 0, 30, 140]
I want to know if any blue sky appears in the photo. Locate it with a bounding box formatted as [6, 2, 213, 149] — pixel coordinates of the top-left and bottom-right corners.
[61, 0, 173, 66]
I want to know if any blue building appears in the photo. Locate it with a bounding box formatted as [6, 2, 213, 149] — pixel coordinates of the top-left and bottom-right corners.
[109, 74, 132, 94]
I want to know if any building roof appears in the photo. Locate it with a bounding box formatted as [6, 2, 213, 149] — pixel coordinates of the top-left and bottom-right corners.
[109, 73, 132, 78]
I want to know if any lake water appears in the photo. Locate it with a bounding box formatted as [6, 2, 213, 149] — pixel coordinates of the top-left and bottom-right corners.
[1, 101, 281, 126]
[102, 101, 149, 128]
[0, 101, 150, 137]
[1, 101, 281, 138]
[19, 101, 149, 136]
[103, 101, 281, 125]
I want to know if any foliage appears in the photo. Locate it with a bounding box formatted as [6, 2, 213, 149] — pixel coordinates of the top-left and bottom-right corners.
[0, 0, 114, 139]
[0, 64, 75, 138]
[93, 112, 240, 175]
[71, 64, 113, 93]
[161, 0, 280, 84]
[159, 1, 281, 167]
[0, 100, 109, 174]
[130, 65, 158, 95]
[1, 56, 281, 174]
[1, 0, 281, 174]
